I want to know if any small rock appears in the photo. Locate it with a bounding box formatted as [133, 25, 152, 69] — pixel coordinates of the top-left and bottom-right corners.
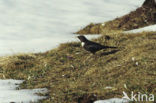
[132, 57, 135, 61]
[124, 84, 127, 89]
[136, 62, 139, 66]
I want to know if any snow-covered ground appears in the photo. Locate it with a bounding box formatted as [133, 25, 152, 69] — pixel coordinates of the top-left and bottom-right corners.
[125, 24, 156, 33]
[94, 98, 129, 103]
[0, 0, 144, 56]
[0, 79, 47, 103]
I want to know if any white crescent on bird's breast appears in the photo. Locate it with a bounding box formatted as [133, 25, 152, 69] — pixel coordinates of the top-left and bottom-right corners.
[81, 42, 85, 47]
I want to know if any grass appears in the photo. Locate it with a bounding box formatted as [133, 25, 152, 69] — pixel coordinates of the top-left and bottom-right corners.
[0, 31, 155, 103]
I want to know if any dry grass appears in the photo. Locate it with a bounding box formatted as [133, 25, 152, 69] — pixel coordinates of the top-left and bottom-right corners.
[0, 31, 155, 103]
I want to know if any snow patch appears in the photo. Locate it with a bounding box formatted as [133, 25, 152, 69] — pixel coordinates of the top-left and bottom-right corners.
[0, 0, 145, 56]
[125, 25, 156, 33]
[94, 98, 129, 103]
[0, 79, 47, 103]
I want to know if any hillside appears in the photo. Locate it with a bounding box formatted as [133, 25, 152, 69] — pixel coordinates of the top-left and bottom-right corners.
[0, 0, 156, 103]
[76, 0, 156, 34]
[0, 31, 156, 103]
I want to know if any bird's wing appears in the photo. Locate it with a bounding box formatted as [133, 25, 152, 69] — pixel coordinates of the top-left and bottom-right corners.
[85, 44, 103, 51]
[89, 41, 117, 49]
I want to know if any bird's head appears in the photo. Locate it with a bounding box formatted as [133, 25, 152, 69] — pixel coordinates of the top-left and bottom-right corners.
[77, 36, 88, 42]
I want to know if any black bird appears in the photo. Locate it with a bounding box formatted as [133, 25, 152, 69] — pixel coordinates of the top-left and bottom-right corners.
[77, 36, 117, 54]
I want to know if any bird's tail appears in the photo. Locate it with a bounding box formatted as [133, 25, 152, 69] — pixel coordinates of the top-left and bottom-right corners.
[103, 46, 117, 49]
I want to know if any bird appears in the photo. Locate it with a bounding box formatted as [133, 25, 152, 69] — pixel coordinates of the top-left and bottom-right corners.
[77, 35, 117, 54]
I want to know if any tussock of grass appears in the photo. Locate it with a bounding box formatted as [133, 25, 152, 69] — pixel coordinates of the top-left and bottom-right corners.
[0, 31, 155, 103]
